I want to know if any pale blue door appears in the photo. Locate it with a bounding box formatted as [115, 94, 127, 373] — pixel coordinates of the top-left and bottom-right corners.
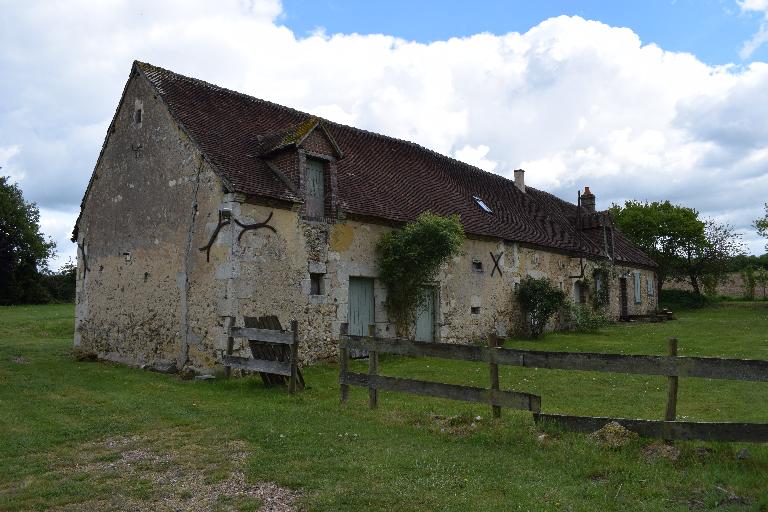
[415, 287, 435, 342]
[348, 277, 375, 336]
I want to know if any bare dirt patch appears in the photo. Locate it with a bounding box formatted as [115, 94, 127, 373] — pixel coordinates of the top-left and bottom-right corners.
[641, 442, 681, 462]
[49, 432, 300, 511]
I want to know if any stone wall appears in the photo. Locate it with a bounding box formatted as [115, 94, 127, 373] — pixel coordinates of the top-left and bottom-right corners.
[664, 272, 768, 299]
[222, 208, 659, 364]
[75, 70, 225, 371]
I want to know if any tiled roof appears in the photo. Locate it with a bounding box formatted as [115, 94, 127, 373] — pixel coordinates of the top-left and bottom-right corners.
[136, 61, 656, 269]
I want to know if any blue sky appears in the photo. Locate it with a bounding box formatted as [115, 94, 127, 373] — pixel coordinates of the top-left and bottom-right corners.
[1, 0, 767, 267]
[282, 0, 768, 64]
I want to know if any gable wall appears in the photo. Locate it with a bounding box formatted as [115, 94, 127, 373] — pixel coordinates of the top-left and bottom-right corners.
[74, 70, 227, 369]
[301, 128, 336, 157]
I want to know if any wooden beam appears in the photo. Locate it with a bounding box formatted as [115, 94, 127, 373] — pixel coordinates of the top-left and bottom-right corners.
[368, 350, 379, 409]
[339, 347, 349, 403]
[288, 320, 299, 394]
[489, 335, 501, 419]
[665, 338, 679, 421]
[340, 336, 768, 382]
[534, 413, 768, 443]
[230, 327, 295, 344]
[340, 336, 486, 362]
[495, 349, 768, 382]
[341, 372, 540, 411]
[221, 355, 291, 376]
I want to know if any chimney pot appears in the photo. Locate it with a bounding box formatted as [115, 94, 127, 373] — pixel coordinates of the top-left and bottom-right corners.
[514, 169, 525, 193]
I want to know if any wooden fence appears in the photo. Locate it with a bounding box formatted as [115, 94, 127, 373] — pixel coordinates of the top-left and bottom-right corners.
[339, 334, 768, 442]
[224, 320, 302, 394]
[339, 332, 541, 415]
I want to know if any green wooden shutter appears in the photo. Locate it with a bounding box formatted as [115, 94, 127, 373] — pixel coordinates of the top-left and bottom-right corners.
[306, 159, 325, 219]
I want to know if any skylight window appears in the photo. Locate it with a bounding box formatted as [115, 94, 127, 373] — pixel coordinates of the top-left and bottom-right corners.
[473, 196, 492, 213]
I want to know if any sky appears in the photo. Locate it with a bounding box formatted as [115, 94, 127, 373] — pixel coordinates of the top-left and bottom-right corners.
[1, 0, 767, 270]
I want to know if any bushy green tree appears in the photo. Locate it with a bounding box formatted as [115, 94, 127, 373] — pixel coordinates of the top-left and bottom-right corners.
[41, 260, 77, 302]
[611, 200, 744, 294]
[377, 212, 465, 334]
[0, 176, 56, 304]
[610, 200, 705, 294]
[681, 220, 744, 295]
[517, 277, 566, 338]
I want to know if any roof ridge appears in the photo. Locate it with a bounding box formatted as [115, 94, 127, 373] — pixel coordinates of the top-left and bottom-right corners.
[135, 60, 551, 204]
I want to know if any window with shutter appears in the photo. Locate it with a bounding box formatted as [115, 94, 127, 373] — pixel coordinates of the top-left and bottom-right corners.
[647, 276, 655, 296]
[305, 158, 325, 219]
[634, 272, 642, 304]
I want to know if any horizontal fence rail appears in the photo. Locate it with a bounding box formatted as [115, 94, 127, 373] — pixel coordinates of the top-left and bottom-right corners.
[340, 336, 768, 382]
[339, 334, 768, 443]
[534, 413, 768, 443]
[341, 372, 541, 411]
[230, 327, 295, 345]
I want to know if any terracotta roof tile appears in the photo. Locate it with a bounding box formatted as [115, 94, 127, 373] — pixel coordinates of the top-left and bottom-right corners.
[136, 61, 656, 269]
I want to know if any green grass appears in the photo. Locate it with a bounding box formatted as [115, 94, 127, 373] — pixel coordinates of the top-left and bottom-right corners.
[1, 303, 767, 511]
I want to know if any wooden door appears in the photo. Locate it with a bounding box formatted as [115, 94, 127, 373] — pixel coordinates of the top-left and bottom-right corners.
[415, 287, 436, 342]
[306, 159, 325, 219]
[348, 277, 374, 336]
[619, 277, 629, 320]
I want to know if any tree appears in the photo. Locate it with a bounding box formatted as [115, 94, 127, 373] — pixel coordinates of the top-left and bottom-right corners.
[0, 175, 56, 304]
[680, 220, 744, 295]
[609, 200, 705, 294]
[755, 203, 768, 252]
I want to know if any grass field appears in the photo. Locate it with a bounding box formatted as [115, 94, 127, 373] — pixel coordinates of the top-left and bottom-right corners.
[1, 303, 767, 511]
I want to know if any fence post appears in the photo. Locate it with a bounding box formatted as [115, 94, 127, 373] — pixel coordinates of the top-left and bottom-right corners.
[224, 316, 234, 378]
[665, 337, 678, 421]
[288, 320, 299, 394]
[368, 324, 378, 409]
[489, 334, 501, 419]
[339, 323, 349, 403]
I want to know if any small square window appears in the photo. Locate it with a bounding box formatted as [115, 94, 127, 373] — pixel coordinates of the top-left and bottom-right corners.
[471, 306, 481, 315]
[471, 260, 483, 272]
[310, 273, 324, 295]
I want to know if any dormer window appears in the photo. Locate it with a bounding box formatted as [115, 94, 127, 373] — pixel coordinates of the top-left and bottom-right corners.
[473, 195, 492, 213]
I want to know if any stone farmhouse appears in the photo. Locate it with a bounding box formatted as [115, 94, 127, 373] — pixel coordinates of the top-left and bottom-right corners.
[72, 61, 658, 371]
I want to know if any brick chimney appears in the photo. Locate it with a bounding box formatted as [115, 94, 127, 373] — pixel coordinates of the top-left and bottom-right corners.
[514, 169, 525, 193]
[581, 186, 595, 213]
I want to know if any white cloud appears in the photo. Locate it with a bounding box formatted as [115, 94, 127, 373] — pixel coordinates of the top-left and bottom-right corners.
[454, 145, 498, 172]
[39, 208, 79, 270]
[0, 145, 23, 180]
[739, 0, 768, 58]
[1, 1, 767, 263]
